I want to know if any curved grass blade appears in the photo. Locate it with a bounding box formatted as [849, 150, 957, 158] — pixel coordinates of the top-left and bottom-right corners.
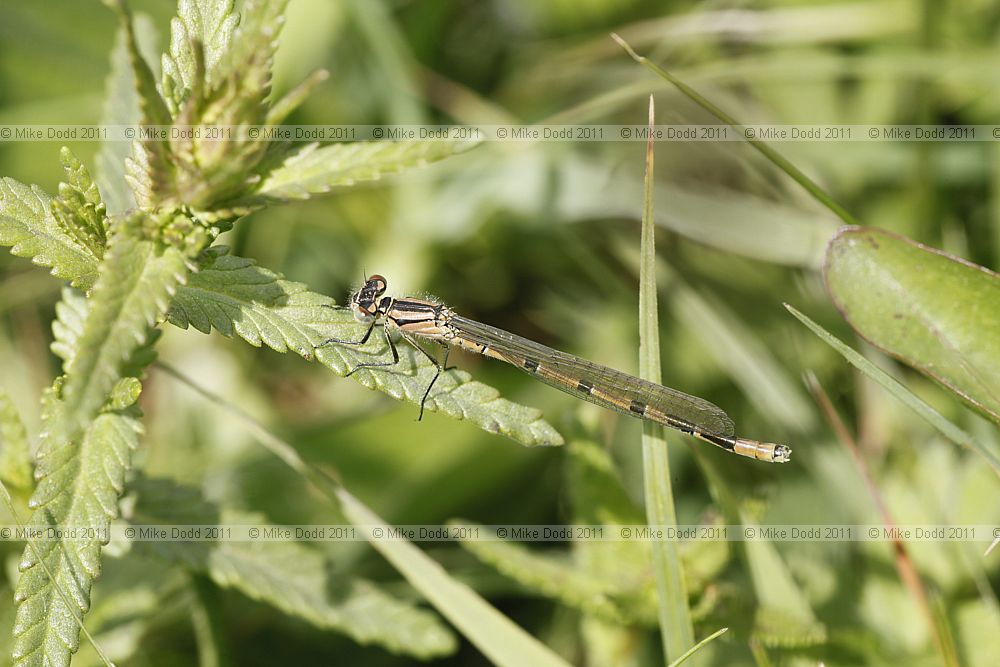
[610, 33, 859, 228]
[668, 627, 729, 667]
[131, 477, 456, 659]
[825, 226, 1000, 425]
[785, 304, 1000, 477]
[159, 364, 572, 667]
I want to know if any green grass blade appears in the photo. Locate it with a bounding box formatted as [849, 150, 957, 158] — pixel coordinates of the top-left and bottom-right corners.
[450, 520, 650, 626]
[337, 492, 571, 667]
[132, 477, 456, 659]
[825, 226, 1000, 425]
[785, 304, 1000, 476]
[638, 96, 696, 663]
[667, 627, 729, 667]
[610, 33, 859, 227]
[158, 365, 571, 667]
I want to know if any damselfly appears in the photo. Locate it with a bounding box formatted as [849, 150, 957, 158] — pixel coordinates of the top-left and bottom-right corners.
[322, 275, 791, 463]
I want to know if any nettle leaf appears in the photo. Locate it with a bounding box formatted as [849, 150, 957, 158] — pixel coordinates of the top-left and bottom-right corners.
[51, 148, 108, 260]
[112, 0, 174, 206]
[169, 0, 289, 210]
[161, 0, 238, 111]
[265, 69, 329, 127]
[51, 288, 90, 369]
[12, 399, 140, 667]
[228, 139, 479, 209]
[0, 177, 99, 290]
[452, 522, 647, 626]
[170, 249, 563, 447]
[825, 226, 1000, 425]
[96, 13, 160, 215]
[454, 441, 729, 628]
[131, 477, 456, 659]
[209, 0, 287, 125]
[0, 390, 33, 493]
[570, 438, 728, 619]
[62, 213, 189, 423]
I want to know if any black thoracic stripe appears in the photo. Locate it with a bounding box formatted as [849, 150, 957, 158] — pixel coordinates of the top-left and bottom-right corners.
[523, 358, 540, 372]
[391, 301, 438, 326]
[629, 399, 647, 415]
[393, 301, 437, 314]
[576, 380, 593, 394]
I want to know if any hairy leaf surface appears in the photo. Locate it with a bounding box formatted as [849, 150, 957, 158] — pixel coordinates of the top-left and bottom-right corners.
[230, 139, 478, 208]
[0, 178, 99, 290]
[170, 250, 563, 447]
[12, 406, 139, 666]
[62, 216, 188, 422]
[0, 390, 33, 493]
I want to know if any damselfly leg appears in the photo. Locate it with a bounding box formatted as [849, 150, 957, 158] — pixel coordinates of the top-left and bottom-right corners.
[319, 315, 451, 422]
[318, 318, 399, 377]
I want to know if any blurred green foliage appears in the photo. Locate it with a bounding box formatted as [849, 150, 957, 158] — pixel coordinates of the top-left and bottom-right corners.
[1, 1, 1000, 666]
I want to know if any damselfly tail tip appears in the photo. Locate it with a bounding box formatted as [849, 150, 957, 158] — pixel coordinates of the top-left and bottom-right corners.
[772, 444, 792, 464]
[734, 438, 792, 463]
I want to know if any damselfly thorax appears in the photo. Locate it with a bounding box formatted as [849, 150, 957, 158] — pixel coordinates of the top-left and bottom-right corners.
[321, 275, 791, 464]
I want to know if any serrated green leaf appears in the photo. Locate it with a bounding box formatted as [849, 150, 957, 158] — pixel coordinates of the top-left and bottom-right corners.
[110, 0, 174, 206]
[62, 213, 189, 424]
[51, 288, 90, 369]
[337, 488, 571, 667]
[131, 477, 456, 659]
[687, 440, 823, 648]
[453, 523, 640, 625]
[51, 148, 108, 260]
[164, 0, 289, 211]
[565, 441, 727, 619]
[170, 250, 563, 447]
[161, 0, 238, 109]
[72, 551, 179, 667]
[12, 406, 140, 667]
[785, 304, 1000, 476]
[106, 377, 142, 411]
[230, 139, 479, 208]
[0, 390, 33, 492]
[0, 178, 99, 290]
[824, 226, 1000, 425]
[265, 69, 329, 126]
[96, 14, 160, 215]
[158, 367, 568, 667]
[214, 0, 287, 101]
[751, 606, 828, 648]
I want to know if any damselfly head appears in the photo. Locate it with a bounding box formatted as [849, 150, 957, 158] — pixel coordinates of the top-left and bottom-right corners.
[349, 274, 389, 321]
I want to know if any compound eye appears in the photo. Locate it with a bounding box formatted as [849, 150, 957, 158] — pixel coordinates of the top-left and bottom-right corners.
[367, 274, 387, 295]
